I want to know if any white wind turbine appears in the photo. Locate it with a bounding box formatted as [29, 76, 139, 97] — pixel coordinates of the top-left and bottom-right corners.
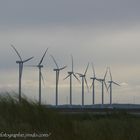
[77, 63, 89, 106]
[51, 55, 67, 106]
[64, 55, 80, 105]
[96, 68, 108, 105]
[108, 67, 120, 105]
[11, 45, 34, 102]
[90, 63, 97, 105]
[27, 48, 48, 105]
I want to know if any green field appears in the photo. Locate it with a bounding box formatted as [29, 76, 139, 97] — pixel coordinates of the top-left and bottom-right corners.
[0, 94, 140, 140]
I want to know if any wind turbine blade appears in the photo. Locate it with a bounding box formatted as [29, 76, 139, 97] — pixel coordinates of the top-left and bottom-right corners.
[84, 63, 89, 75]
[50, 55, 59, 69]
[107, 84, 110, 92]
[19, 63, 23, 79]
[112, 81, 120, 86]
[84, 77, 89, 92]
[90, 81, 93, 89]
[41, 72, 45, 86]
[23, 57, 34, 63]
[11, 44, 22, 61]
[76, 73, 83, 77]
[57, 71, 60, 85]
[71, 55, 74, 72]
[73, 73, 80, 83]
[104, 81, 108, 93]
[109, 67, 112, 81]
[92, 63, 95, 77]
[39, 48, 48, 65]
[96, 78, 102, 82]
[104, 67, 108, 80]
[59, 66, 67, 70]
[63, 74, 70, 80]
[56, 71, 58, 86]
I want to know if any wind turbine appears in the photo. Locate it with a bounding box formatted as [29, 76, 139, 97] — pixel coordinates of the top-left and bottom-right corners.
[64, 55, 80, 105]
[108, 67, 120, 105]
[90, 63, 97, 105]
[11, 45, 34, 102]
[77, 63, 89, 106]
[27, 48, 48, 105]
[51, 55, 67, 106]
[96, 67, 108, 105]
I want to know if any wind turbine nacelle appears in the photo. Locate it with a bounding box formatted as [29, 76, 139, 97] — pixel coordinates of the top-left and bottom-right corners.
[53, 68, 59, 71]
[96, 79, 104, 82]
[38, 65, 43, 68]
[16, 61, 22, 64]
[68, 72, 73, 74]
[90, 77, 96, 80]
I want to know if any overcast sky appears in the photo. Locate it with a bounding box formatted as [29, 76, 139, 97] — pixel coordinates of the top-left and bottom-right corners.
[0, 0, 140, 105]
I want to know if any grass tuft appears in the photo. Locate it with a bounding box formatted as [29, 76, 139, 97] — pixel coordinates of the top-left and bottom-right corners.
[0, 93, 139, 140]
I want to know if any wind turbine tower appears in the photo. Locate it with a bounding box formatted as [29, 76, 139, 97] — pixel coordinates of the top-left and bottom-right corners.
[64, 55, 80, 105]
[96, 68, 108, 105]
[27, 48, 48, 105]
[51, 55, 67, 106]
[11, 45, 34, 102]
[77, 63, 89, 106]
[108, 67, 120, 105]
[90, 63, 97, 105]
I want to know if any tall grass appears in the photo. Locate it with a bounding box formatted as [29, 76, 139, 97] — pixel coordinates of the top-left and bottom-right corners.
[0, 93, 139, 140]
[0, 93, 75, 140]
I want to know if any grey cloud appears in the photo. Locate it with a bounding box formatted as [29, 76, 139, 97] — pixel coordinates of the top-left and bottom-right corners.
[0, 0, 140, 27]
[0, 0, 140, 104]
[0, 24, 140, 69]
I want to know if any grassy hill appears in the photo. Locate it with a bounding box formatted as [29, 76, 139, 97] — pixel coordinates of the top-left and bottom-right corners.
[0, 93, 140, 140]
